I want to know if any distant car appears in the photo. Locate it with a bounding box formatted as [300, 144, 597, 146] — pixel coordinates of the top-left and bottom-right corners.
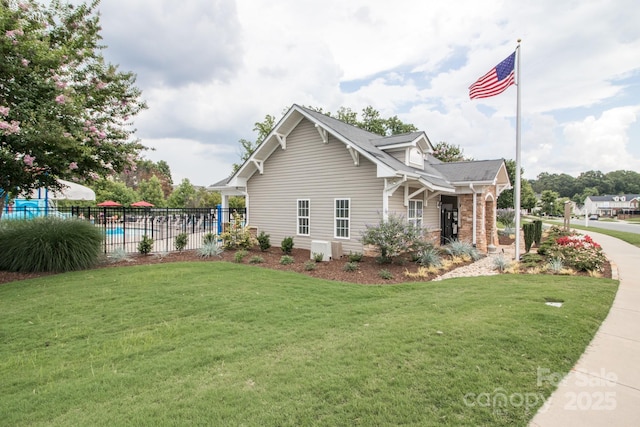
[588, 214, 598, 220]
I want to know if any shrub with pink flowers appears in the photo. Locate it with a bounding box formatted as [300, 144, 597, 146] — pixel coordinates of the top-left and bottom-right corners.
[551, 234, 607, 272]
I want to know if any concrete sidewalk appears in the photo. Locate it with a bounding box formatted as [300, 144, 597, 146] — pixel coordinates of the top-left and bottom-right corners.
[530, 230, 640, 426]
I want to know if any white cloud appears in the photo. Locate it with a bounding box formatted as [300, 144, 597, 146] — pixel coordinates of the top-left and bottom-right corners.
[89, 0, 640, 188]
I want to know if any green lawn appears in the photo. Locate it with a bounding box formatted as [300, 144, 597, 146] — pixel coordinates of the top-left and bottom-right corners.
[0, 262, 617, 426]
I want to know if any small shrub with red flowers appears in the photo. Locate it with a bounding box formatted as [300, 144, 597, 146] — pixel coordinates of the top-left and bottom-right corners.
[550, 234, 607, 272]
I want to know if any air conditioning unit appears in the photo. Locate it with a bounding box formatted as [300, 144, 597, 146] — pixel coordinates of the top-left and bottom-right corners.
[310, 240, 331, 261]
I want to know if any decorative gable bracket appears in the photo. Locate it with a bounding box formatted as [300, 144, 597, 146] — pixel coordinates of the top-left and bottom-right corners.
[314, 124, 329, 144]
[274, 133, 286, 150]
[346, 146, 359, 166]
[252, 159, 264, 174]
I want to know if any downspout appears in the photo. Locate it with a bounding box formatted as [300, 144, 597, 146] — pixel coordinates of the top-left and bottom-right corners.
[470, 183, 477, 247]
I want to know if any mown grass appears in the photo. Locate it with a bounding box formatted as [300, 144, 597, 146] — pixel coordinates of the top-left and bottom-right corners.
[0, 262, 617, 426]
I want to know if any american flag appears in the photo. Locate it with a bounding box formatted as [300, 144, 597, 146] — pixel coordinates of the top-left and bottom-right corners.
[469, 52, 516, 99]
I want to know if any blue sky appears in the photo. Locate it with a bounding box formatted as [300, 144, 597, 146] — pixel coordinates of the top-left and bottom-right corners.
[91, 0, 640, 186]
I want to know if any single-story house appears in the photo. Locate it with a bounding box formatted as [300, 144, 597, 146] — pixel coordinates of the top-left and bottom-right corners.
[583, 194, 640, 217]
[212, 104, 510, 255]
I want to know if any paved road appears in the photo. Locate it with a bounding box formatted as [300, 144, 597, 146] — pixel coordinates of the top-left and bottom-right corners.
[546, 218, 640, 235]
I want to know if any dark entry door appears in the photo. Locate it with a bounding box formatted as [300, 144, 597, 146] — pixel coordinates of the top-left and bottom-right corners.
[441, 207, 458, 245]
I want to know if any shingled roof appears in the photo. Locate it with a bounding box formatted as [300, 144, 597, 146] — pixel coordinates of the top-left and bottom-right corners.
[226, 104, 508, 192]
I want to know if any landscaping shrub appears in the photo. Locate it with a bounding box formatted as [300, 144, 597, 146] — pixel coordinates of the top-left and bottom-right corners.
[280, 255, 294, 265]
[138, 235, 154, 255]
[257, 231, 271, 252]
[221, 213, 254, 250]
[417, 247, 442, 268]
[175, 233, 188, 252]
[343, 262, 359, 272]
[378, 269, 393, 280]
[551, 234, 607, 272]
[304, 260, 316, 271]
[203, 232, 217, 245]
[492, 255, 511, 272]
[348, 251, 363, 262]
[109, 247, 131, 263]
[281, 236, 294, 255]
[313, 252, 324, 262]
[519, 253, 544, 269]
[361, 214, 427, 264]
[198, 242, 223, 258]
[234, 249, 248, 263]
[496, 208, 516, 233]
[0, 217, 103, 273]
[248, 255, 264, 264]
[523, 222, 535, 253]
[443, 240, 480, 260]
[533, 220, 543, 246]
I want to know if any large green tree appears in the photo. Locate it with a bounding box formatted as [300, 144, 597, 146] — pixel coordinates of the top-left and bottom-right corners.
[0, 0, 146, 216]
[167, 178, 197, 208]
[497, 159, 537, 210]
[137, 175, 166, 207]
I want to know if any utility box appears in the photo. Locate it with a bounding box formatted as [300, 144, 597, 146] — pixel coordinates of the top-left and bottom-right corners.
[331, 241, 344, 259]
[310, 240, 331, 261]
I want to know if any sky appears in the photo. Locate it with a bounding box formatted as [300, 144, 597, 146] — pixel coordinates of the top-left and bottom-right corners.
[91, 0, 640, 187]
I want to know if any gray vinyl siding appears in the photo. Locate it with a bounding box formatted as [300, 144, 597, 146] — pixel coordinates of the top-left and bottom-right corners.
[247, 119, 383, 254]
[387, 187, 440, 234]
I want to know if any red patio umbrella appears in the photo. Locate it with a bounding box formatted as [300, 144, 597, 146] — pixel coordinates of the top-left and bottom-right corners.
[131, 200, 154, 207]
[97, 200, 122, 207]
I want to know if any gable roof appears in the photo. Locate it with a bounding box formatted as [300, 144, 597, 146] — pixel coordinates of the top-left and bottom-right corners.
[432, 159, 508, 184]
[227, 104, 508, 192]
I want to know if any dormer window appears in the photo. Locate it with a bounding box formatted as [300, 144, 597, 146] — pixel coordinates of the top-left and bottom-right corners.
[409, 147, 423, 167]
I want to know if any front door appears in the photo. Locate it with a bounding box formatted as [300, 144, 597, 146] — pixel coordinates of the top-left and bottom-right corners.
[441, 206, 458, 245]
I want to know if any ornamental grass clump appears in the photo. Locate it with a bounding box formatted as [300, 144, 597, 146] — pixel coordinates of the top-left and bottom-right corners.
[0, 217, 103, 272]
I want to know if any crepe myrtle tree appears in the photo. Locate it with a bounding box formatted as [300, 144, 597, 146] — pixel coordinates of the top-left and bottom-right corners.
[0, 0, 147, 216]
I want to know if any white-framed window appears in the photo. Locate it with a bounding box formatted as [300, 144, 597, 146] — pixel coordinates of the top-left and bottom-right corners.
[408, 199, 423, 228]
[334, 198, 350, 239]
[297, 199, 310, 236]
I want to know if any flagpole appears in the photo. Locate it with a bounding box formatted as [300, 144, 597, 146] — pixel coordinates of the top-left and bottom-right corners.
[514, 39, 522, 260]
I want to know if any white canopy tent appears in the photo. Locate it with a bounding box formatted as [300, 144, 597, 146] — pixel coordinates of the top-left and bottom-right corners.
[27, 179, 96, 201]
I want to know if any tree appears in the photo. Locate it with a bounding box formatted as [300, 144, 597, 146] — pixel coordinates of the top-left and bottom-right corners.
[540, 190, 560, 216]
[431, 142, 469, 162]
[231, 114, 275, 172]
[120, 159, 173, 198]
[0, 0, 146, 217]
[92, 178, 139, 205]
[497, 160, 536, 210]
[167, 178, 197, 208]
[194, 187, 220, 208]
[137, 175, 166, 207]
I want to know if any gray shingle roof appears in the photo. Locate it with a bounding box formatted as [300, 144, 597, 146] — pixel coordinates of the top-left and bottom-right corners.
[296, 105, 504, 190]
[432, 159, 506, 183]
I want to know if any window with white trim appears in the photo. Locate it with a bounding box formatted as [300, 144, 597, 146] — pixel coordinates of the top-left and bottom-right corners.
[408, 199, 423, 228]
[297, 199, 310, 236]
[334, 198, 350, 239]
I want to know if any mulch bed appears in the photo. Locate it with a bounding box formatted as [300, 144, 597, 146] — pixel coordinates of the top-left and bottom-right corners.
[0, 246, 613, 286]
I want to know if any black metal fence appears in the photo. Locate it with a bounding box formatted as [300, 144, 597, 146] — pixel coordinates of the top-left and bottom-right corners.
[1, 205, 246, 254]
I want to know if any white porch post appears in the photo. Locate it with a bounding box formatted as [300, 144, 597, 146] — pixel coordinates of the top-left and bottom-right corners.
[383, 179, 389, 221]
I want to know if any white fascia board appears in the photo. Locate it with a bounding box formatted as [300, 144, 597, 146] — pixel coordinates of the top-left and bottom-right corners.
[417, 177, 455, 193]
